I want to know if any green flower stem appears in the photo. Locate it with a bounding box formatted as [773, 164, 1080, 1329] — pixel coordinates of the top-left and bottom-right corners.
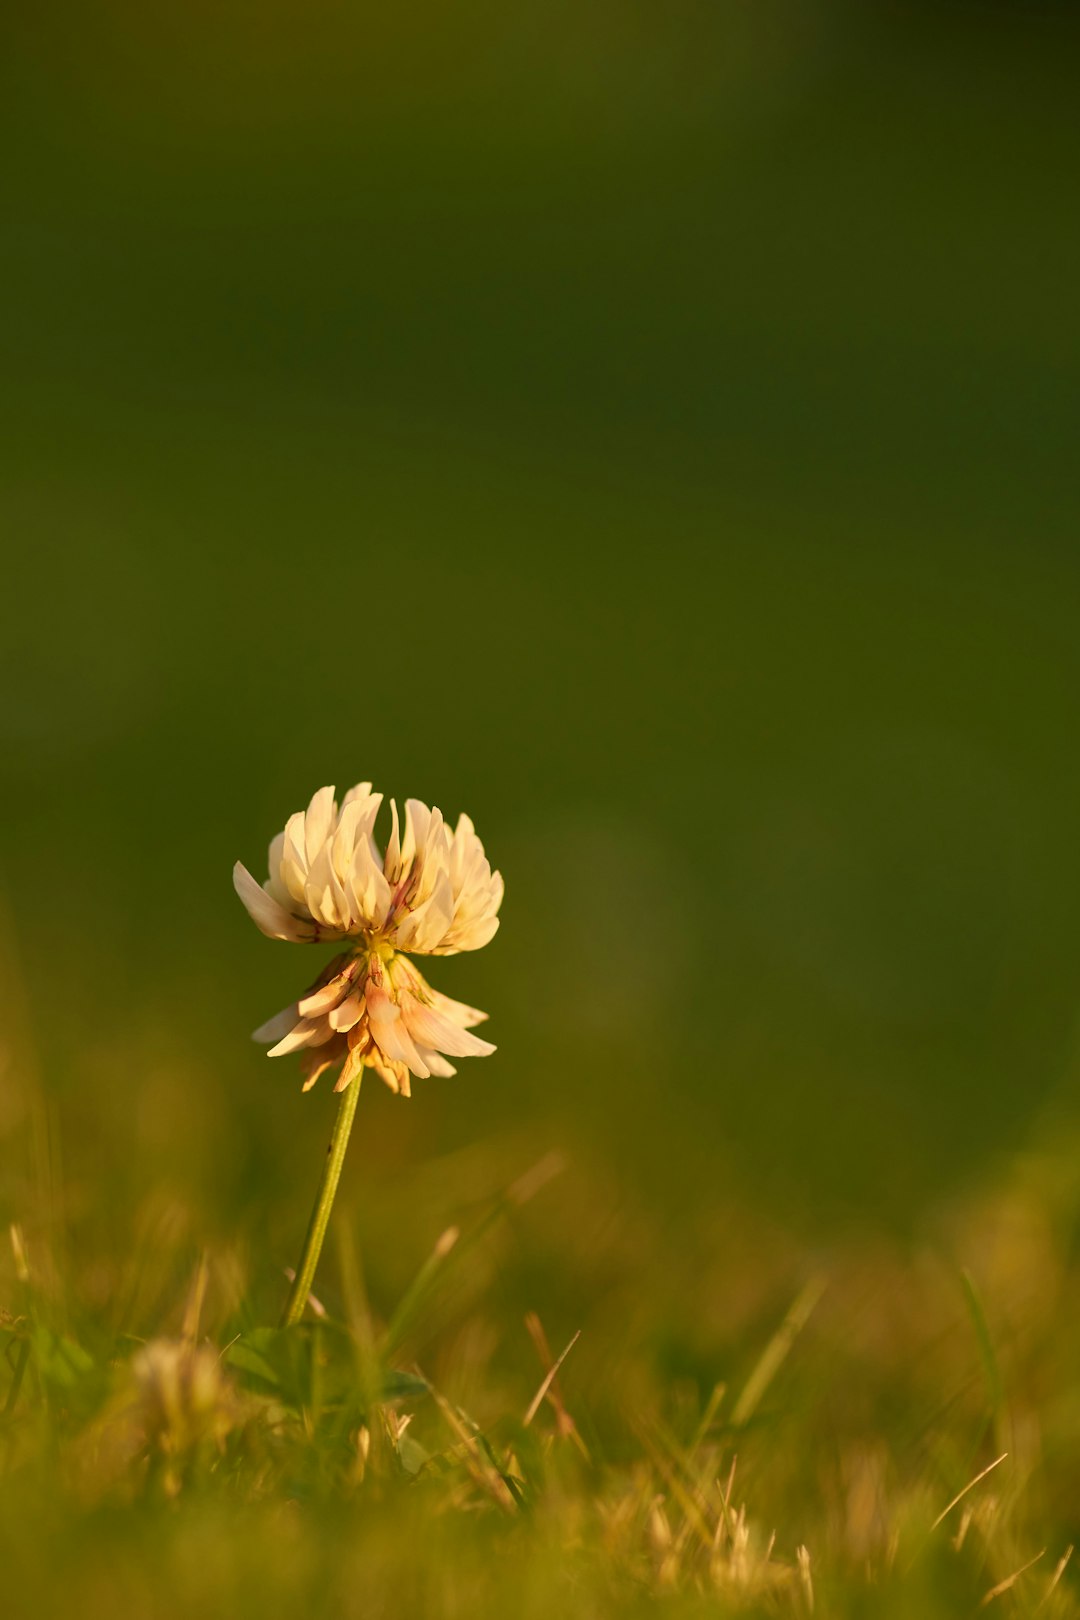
[280, 1072, 363, 1328]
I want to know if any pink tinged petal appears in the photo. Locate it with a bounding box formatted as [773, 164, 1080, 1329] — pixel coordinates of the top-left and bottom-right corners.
[329, 992, 365, 1032]
[429, 987, 490, 1029]
[332, 1046, 365, 1093]
[363, 982, 397, 1026]
[233, 862, 316, 942]
[304, 785, 337, 864]
[267, 1016, 337, 1057]
[401, 996, 496, 1059]
[301, 1055, 338, 1092]
[366, 984, 431, 1078]
[416, 1048, 457, 1078]
[367, 1055, 407, 1095]
[252, 1004, 300, 1043]
[369, 1014, 428, 1074]
[297, 957, 359, 1018]
[389, 959, 489, 1029]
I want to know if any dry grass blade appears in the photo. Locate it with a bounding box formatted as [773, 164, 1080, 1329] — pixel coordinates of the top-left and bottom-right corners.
[931, 1453, 1009, 1531]
[634, 1415, 715, 1551]
[1037, 1546, 1074, 1611]
[523, 1325, 581, 1427]
[980, 1549, 1046, 1608]
[427, 1380, 519, 1514]
[524, 1313, 590, 1458]
[9, 1224, 30, 1285]
[797, 1544, 814, 1612]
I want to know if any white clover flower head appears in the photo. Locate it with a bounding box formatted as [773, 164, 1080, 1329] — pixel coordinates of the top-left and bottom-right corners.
[233, 784, 503, 1096]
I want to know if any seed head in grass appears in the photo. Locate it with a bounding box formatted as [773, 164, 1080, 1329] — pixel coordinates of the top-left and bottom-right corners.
[234, 784, 503, 1098]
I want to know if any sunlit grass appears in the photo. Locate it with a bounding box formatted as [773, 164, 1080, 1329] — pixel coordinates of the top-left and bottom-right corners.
[3, 1119, 1079, 1618]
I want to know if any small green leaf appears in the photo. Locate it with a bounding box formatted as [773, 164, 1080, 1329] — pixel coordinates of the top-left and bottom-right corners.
[381, 1368, 430, 1401]
[32, 1327, 95, 1390]
[225, 1340, 281, 1388]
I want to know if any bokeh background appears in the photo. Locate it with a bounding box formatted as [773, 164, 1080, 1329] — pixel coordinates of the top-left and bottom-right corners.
[1, 0, 1078, 1328]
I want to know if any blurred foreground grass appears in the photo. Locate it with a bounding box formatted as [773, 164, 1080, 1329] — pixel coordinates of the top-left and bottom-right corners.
[5, 1074, 1080, 1618]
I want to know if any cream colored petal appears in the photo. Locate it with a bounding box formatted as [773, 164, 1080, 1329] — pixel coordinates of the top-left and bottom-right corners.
[388, 959, 489, 1029]
[297, 955, 358, 1017]
[417, 805, 447, 887]
[418, 1049, 457, 1078]
[399, 799, 431, 874]
[430, 912, 500, 955]
[401, 995, 496, 1059]
[332, 1045, 365, 1093]
[331, 794, 380, 875]
[349, 839, 393, 932]
[394, 869, 455, 954]
[304, 843, 353, 932]
[304, 785, 337, 864]
[251, 1003, 300, 1043]
[265, 832, 293, 907]
[448, 913, 502, 953]
[367, 1054, 406, 1095]
[383, 799, 402, 882]
[341, 781, 374, 807]
[378, 1021, 430, 1077]
[428, 987, 490, 1029]
[281, 811, 311, 903]
[331, 798, 366, 875]
[300, 1053, 341, 1092]
[366, 983, 431, 1078]
[329, 991, 365, 1032]
[233, 862, 316, 942]
[450, 811, 475, 873]
[267, 1015, 337, 1058]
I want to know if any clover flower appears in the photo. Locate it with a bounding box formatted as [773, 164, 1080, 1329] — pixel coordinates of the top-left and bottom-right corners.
[234, 785, 503, 1098]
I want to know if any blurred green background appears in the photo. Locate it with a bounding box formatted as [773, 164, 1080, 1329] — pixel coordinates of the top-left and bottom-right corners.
[1, 0, 1078, 1292]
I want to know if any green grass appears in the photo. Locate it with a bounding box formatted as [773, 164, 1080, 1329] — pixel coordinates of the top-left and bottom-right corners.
[4, 1113, 1079, 1619]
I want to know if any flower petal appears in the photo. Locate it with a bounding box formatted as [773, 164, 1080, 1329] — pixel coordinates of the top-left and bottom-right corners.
[304, 785, 337, 864]
[252, 1003, 300, 1043]
[267, 1016, 337, 1057]
[233, 862, 316, 942]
